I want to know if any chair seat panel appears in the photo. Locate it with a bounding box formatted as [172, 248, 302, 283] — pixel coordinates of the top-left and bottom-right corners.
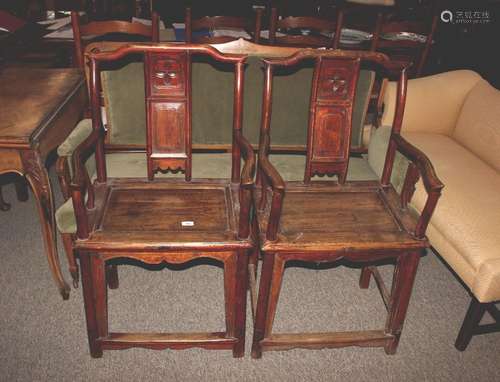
[75, 179, 251, 251]
[257, 184, 425, 252]
[102, 188, 229, 233]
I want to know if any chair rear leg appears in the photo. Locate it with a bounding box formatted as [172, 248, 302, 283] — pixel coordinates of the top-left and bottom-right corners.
[62, 234, 79, 288]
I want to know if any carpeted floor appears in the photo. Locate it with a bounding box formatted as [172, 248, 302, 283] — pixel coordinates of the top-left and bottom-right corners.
[1, 169, 499, 382]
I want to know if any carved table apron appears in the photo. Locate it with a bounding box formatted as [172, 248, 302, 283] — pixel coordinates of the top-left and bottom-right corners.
[0, 68, 86, 300]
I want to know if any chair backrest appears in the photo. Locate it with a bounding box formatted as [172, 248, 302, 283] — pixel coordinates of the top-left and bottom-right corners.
[259, 49, 395, 183]
[338, 4, 385, 51]
[373, 8, 438, 77]
[71, 10, 160, 71]
[268, 7, 344, 48]
[86, 39, 375, 153]
[85, 43, 248, 184]
[185, 7, 263, 44]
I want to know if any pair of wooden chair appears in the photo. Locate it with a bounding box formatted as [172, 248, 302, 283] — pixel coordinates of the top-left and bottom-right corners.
[63, 42, 442, 358]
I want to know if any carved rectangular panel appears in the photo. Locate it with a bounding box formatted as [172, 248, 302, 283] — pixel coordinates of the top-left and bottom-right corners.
[147, 53, 187, 97]
[305, 57, 360, 183]
[311, 106, 346, 160]
[150, 102, 186, 155]
[145, 52, 191, 180]
[316, 59, 358, 102]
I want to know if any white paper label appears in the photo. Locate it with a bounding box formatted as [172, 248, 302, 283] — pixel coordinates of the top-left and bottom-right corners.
[181, 221, 195, 227]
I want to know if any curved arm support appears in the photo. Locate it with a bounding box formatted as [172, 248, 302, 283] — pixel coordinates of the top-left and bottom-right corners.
[391, 134, 443, 239]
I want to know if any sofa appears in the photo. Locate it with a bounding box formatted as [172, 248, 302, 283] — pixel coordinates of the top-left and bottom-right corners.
[370, 69, 500, 350]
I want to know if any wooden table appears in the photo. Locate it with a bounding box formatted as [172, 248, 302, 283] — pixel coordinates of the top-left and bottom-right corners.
[0, 68, 86, 300]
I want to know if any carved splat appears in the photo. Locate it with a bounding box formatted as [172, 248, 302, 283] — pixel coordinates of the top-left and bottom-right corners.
[305, 57, 360, 183]
[145, 52, 191, 180]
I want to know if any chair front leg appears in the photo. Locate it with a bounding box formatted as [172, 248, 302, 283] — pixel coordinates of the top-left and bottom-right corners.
[224, 250, 249, 358]
[61, 233, 79, 288]
[384, 251, 421, 354]
[79, 253, 105, 358]
[251, 253, 285, 358]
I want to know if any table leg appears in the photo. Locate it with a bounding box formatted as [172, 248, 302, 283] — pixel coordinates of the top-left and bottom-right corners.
[22, 151, 70, 300]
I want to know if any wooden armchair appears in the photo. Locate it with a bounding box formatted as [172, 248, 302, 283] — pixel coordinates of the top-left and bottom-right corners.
[70, 10, 160, 71]
[250, 49, 444, 357]
[185, 7, 263, 44]
[268, 7, 344, 48]
[68, 43, 255, 357]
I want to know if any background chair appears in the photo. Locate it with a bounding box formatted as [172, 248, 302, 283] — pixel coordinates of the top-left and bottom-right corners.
[372, 6, 438, 78]
[185, 6, 263, 44]
[70, 9, 159, 71]
[268, 6, 343, 48]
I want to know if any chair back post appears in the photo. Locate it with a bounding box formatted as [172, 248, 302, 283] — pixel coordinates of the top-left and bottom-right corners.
[331, 8, 344, 49]
[71, 11, 85, 70]
[259, 61, 284, 241]
[185, 7, 192, 43]
[256, 63, 274, 189]
[151, 11, 160, 42]
[89, 55, 107, 183]
[231, 61, 245, 183]
[269, 7, 278, 45]
[370, 11, 384, 51]
[415, 13, 438, 76]
[381, 66, 407, 187]
[254, 7, 264, 44]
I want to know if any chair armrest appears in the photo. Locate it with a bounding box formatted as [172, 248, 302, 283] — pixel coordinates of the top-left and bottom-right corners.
[391, 133, 444, 239]
[259, 155, 285, 192]
[234, 133, 256, 239]
[235, 133, 256, 188]
[70, 129, 103, 190]
[392, 134, 443, 194]
[258, 134, 286, 241]
[258, 132, 285, 191]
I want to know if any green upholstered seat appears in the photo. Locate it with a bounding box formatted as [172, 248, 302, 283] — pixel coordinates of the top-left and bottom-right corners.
[55, 153, 378, 234]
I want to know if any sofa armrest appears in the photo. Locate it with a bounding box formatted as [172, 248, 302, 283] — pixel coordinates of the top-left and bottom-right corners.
[381, 70, 482, 136]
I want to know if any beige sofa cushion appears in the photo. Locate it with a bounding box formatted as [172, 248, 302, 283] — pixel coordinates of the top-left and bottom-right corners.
[404, 132, 500, 302]
[453, 79, 500, 173]
[382, 70, 482, 135]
